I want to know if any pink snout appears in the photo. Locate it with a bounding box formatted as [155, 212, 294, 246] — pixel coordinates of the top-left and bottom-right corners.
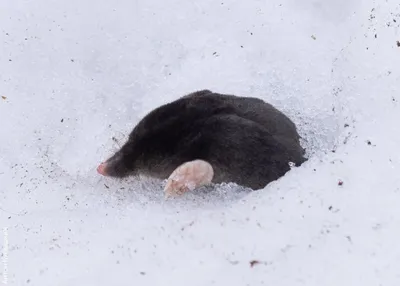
[97, 162, 108, 176]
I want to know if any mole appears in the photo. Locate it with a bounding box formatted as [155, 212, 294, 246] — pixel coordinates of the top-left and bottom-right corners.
[97, 89, 307, 198]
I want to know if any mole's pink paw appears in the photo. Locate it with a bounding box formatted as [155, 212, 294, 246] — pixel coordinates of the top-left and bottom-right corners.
[97, 162, 108, 176]
[164, 160, 214, 199]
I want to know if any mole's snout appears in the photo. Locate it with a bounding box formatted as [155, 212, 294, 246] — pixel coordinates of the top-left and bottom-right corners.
[97, 162, 108, 176]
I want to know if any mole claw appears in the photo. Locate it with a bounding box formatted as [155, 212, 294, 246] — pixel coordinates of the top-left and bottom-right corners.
[163, 160, 214, 197]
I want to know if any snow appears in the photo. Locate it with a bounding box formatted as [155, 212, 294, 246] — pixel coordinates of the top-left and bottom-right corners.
[1, 0, 400, 285]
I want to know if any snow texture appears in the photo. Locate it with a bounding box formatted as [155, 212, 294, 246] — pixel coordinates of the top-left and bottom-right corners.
[1, 0, 400, 285]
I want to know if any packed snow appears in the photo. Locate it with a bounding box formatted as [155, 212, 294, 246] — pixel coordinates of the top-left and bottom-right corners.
[1, 0, 400, 285]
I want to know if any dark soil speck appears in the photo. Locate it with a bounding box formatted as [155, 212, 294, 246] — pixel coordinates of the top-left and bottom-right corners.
[250, 260, 260, 267]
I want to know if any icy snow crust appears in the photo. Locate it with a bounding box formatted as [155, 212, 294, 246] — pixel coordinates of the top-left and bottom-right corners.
[1, 0, 400, 285]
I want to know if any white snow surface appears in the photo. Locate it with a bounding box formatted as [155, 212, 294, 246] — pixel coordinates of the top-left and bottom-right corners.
[1, 0, 400, 285]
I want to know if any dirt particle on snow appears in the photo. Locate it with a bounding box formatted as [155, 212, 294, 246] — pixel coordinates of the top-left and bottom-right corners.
[250, 260, 260, 267]
[181, 221, 195, 231]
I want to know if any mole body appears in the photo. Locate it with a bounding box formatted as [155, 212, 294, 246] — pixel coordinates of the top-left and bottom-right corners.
[97, 90, 307, 197]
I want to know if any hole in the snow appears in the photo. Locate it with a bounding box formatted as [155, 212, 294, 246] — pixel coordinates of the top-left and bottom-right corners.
[96, 85, 344, 209]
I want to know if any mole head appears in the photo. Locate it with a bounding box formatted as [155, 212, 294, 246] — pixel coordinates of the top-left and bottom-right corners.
[97, 142, 137, 178]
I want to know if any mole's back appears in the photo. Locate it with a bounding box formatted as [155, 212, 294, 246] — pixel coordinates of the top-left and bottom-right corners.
[181, 90, 304, 155]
